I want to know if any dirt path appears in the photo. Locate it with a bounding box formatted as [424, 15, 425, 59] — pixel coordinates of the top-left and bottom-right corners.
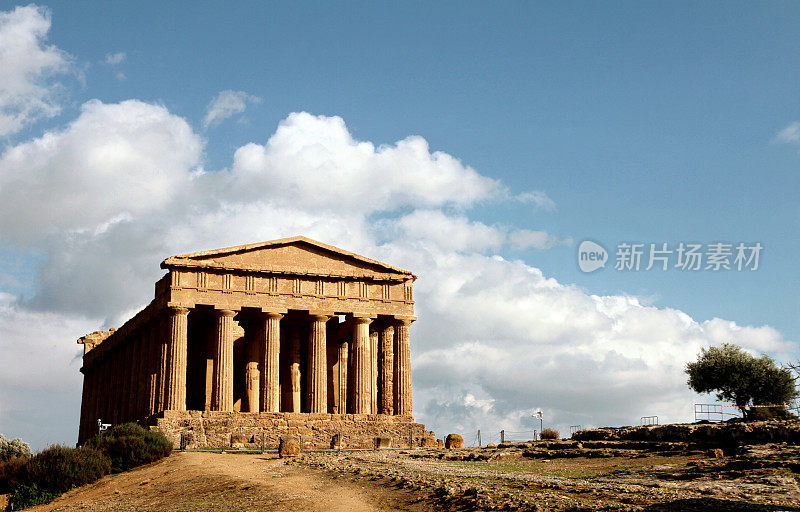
[26, 452, 432, 512]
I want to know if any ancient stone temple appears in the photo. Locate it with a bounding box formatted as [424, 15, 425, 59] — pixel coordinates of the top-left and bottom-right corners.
[77, 236, 436, 448]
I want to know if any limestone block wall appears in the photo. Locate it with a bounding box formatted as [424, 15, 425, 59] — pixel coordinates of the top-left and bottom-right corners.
[152, 411, 436, 449]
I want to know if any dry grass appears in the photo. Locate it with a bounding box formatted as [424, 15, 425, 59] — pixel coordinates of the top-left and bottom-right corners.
[444, 454, 703, 479]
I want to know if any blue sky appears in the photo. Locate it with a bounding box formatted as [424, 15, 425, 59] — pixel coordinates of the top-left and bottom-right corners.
[1, 1, 798, 448]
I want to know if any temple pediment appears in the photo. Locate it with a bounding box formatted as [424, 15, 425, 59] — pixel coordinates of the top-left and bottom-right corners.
[161, 236, 414, 280]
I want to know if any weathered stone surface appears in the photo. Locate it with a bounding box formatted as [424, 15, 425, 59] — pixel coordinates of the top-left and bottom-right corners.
[573, 420, 800, 447]
[279, 437, 301, 458]
[375, 436, 392, 449]
[231, 433, 249, 447]
[154, 411, 436, 449]
[420, 437, 437, 447]
[76, 236, 427, 446]
[437, 439, 444, 448]
[445, 434, 464, 449]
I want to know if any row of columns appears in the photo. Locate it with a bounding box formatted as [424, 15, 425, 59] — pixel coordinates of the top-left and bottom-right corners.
[79, 306, 414, 443]
[79, 306, 189, 443]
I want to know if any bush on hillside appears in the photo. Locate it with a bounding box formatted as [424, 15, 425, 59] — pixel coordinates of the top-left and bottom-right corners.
[15, 445, 110, 495]
[7, 445, 110, 509]
[0, 456, 27, 494]
[9, 483, 60, 510]
[0, 434, 31, 462]
[87, 423, 172, 473]
[540, 428, 560, 440]
[747, 406, 797, 421]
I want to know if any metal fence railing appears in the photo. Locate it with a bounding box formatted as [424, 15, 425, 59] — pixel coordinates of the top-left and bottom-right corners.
[640, 415, 658, 426]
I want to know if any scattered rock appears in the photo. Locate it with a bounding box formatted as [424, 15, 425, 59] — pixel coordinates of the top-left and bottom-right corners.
[445, 433, 464, 449]
[279, 437, 301, 458]
[374, 436, 392, 449]
[707, 448, 724, 459]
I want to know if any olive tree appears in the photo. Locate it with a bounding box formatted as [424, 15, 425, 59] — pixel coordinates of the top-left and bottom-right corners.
[0, 433, 31, 461]
[685, 343, 797, 417]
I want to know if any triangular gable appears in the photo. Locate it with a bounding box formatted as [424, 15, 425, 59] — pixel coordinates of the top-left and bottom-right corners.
[161, 236, 414, 279]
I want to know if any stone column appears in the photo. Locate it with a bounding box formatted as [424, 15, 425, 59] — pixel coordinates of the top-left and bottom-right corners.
[147, 321, 160, 416]
[157, 314, 169, 412]
[307, 314, 330, 413]
[121, 340, 132, 421]
[259, 312, 283, 412]
[100, 356, 110, 424]
[104, 354, 113, 423]
[287, 328, 301, 413]
[379, 325, 394, 415]
[245, 328, 260, 413]
[212, 309, 235, 411]
[111, 347, 122, 424]
[165, 306, 190, 411]
[136, 330, 148, 418]
[393, 318, 414, 415]
[79, 367, 90, 443]
[88, 366, 99, 439]
[204, 330, 214, 411]
[338, 340, 348, 414]
[352, 317, 373, 414]
[370, 330, 378, 414]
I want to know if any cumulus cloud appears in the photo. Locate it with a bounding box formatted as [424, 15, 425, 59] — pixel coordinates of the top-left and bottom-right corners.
[774, 121, 800, 145]
[0, 293, 99, 447]
[104, 52, 125, 65]
[515, 190, 556, 211]
[391, 210, 569, 253]
[400, 246, 796, 437]
[0, 101, 795, 448]
[0, 4, 73, 136]
[0, 99, 203, 243]
[509, 229, 571, 250]
[203, 90, 261, 128]
[230, 112, 501, 212]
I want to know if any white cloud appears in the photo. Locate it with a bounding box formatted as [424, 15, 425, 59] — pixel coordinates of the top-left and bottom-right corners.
[0, 293, 99, 447]
[0, 99, 202, 243]
[0, 104, 795, 449]
[203, 90, 261, 128]
[0, 4, 73, 136]
[774, 121, 800, 144]
[391, 210, 569, 253]
[402, 246, 796, 438]
[104, 52, 125, 65]
[394, 210, 506, 253]
[509, 229, 571, 250]
[515, 189, 556, 211]
[230, 112, 501, 212]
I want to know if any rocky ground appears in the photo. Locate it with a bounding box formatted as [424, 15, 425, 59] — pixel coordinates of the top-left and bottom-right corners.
[301, 427, 800, 511]
[5, 421, 800, 511]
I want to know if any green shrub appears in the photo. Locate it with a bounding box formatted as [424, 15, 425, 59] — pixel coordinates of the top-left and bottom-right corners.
[7, 445, 110, 509]
[0, 456, 27, 494]
[87, 423, 172, 473]
[541, 428, 560, 440]
[17, 445, 110, 494]
[0, 434, 31, 462]
[747, 406, 797, 421]
[9, 483, 60, 509]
